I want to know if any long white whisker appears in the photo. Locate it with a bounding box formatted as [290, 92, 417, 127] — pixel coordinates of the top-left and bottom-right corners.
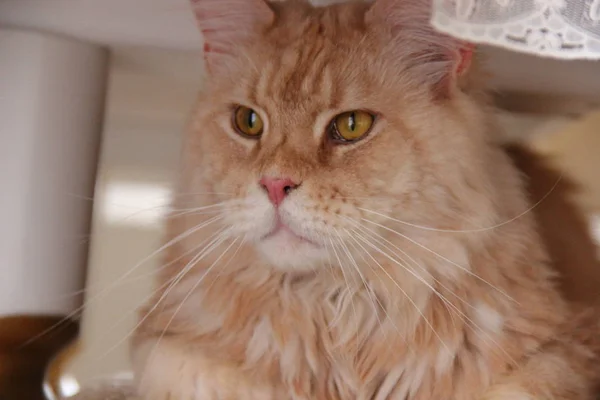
[346, 217, 476, 311]
[203, 236, 247, 293]
[168, 201, 242, 218]
[73, 203, 233, 249]
[168, 191, 234, 198]
[353, 223, 461, 329]
[315, 231, 339, 283]
[146, 236, 241, 367]
[326, 228, 359, 358]
[361, 218, 517, 304]
[18, 216, 225, 350]
[344, 229, 411, 350]
[352, 231, 452, 355]
[338, 229, 400, 350]
[349, 221, 517, 366]
[88, 227, 229, 350]
[358, 176, 561, 233]
[321, 234, 345, 329]
[54, 225, 229, 301]
[331, 228, 380, 352]
[96, 228, 231, 360]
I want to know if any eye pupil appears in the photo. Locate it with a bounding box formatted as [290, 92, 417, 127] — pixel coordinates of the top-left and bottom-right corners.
[348, 112, 356, 131]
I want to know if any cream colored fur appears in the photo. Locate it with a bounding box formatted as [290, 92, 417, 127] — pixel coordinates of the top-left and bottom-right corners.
[76, 1, 600, 399]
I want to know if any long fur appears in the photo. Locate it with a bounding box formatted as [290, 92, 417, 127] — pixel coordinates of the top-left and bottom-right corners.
[81, 1, 600, 399]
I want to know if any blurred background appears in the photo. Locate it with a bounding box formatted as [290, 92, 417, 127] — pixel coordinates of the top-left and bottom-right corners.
[0, 0, 599, 399]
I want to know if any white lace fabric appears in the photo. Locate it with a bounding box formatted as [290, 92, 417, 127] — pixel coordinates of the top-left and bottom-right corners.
[431, 0, 600, 59]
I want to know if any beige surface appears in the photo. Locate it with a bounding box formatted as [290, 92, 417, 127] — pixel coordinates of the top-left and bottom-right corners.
[52, 47, 203, 398]
[52, 46, 599, 398]
[533, 111, 600, 214]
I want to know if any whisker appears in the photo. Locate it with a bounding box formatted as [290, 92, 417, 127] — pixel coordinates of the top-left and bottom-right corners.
[70, 200, 236, 249]
[67, 191, 234, 203]
[45, 225, 229, 302]
[168, 201, 243, 218]
[203, 236, 247, 293]
[343, 229, 411, 349]
[326, 228, 359, 358]
[348, 220, 517, 366]
[346, 217, 477, 311]
[336, 229, 399, 350]
[361, 218, 517, 304]
[19, 215, 224, 349]
[315, 232, 338, 282]
[351, 231, 452, 355]
[332, 228, 380, 352]
[82, 265, 191, 361]
[354, 224, 460, 329]
[358, 175, 561, 233]
[145, 236, 241, 367]
[167, 191, 235, 198]
[86, 227, 230, 350]
[97, 228, 233, 360]
[321, 234, 345, 329]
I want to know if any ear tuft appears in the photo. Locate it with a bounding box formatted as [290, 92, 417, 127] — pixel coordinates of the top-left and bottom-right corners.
[366, 0, 476, 97]
[190, 0, 274, 74]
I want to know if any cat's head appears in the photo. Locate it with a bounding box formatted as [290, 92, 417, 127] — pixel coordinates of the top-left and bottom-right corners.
[183, 0, 500, 271]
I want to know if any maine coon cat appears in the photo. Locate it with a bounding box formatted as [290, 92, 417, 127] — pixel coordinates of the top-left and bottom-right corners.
[122, 0, 600, 399]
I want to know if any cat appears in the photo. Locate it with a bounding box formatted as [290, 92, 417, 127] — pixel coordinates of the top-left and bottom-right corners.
[68, 146, 600, 400]
[110, 0, 600, 399]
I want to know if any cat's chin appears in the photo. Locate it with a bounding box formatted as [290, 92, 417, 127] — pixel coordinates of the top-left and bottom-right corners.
[256, 228, 327, 271]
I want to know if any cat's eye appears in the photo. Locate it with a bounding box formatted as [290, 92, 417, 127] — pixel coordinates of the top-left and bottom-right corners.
[233, 106, 264, 138]
[329, 111, 375, 143]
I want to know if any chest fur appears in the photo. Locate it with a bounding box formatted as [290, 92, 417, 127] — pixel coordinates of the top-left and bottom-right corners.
[243, 293, 507, 399]
[153, 285, 509, 400]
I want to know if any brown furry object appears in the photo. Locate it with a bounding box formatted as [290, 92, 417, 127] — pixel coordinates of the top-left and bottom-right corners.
[505, 144, 600, 305]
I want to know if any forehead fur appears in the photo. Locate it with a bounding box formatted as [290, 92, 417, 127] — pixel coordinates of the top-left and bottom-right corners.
[209, 1, 442, 109]
[177, 0, 504, 275]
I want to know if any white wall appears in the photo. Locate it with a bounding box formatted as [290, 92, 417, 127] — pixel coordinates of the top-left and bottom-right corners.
[0, 29, 108, 316]
[54, 47, 204, 395]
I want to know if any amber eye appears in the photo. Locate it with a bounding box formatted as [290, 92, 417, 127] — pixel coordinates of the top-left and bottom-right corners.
[330, 111, 375, 142]
[233, 106, 264, 138]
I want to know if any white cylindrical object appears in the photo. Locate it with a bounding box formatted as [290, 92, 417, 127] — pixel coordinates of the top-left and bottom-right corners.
[0, 29, 108, 316]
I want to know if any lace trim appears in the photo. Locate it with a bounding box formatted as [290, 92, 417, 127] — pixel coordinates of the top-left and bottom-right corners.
[431, 0, 600, 59]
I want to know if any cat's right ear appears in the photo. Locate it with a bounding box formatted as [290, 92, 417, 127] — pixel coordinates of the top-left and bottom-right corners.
[366, 0, 475, 99]
[190, 0, 274, 74]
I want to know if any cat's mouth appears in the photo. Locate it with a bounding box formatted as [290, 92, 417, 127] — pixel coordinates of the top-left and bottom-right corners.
[255, 213, 328, 269]
[262, 219, 320, 247]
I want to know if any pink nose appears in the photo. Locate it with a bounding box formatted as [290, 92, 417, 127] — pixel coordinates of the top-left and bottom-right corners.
[259, 177, 299, 206]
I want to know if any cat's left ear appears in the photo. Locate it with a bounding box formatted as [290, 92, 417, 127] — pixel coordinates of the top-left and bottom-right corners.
[190, 0, 274, 74]
[366, 0, 475, 98]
